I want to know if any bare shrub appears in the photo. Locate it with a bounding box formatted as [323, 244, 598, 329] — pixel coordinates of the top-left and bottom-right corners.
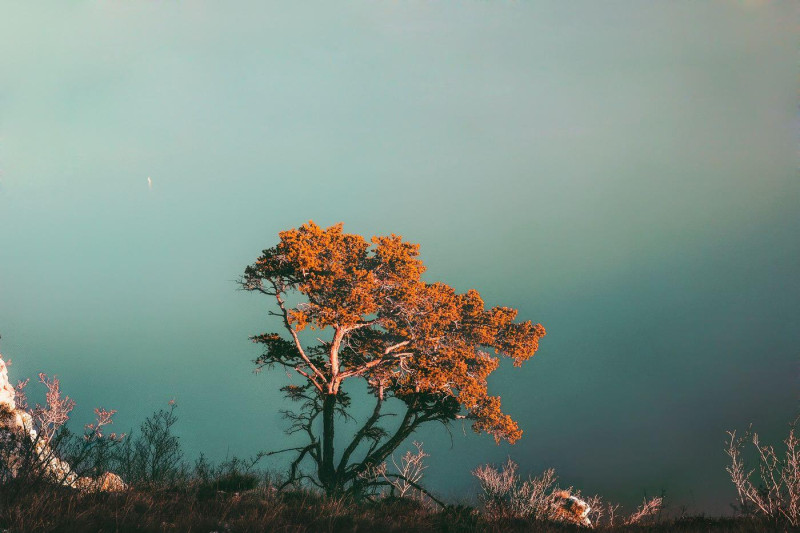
[473, 458, 558, 521]
[31, 373, 75, 442]
[192, 453, 267, 499]
[387, 441, 429, 498]
[1, 372, 123, 499]
[472, 458, 518, 519]
[473, 459, 663, 528]
[14, 377, 29, 410]
[358, 441, 444, 507]
[585, 494, 624, 527]
[726, 417, 800, 526]
[625, 495, 663, 525]
[113, 402, 186, 487]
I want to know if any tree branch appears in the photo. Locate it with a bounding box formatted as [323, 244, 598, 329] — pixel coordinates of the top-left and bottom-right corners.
[271, 280, 327, 389]
[337, 395, 384, 474]
[382, 473, 447, 508]
[345, 403, 424, 483]
[338, 341, 413, 380]
[277, 442, 320, 491]
[293, 366, 323, 392]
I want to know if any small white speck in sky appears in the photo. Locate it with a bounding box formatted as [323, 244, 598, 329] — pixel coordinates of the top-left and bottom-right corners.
[147, 176, 152, 190]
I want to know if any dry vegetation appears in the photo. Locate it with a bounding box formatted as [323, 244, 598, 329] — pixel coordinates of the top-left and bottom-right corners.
[0, 401, 795, 532]
[1, 357, 797, 532]
[0, 484, 780, 533]
[725, 418, 800, 527]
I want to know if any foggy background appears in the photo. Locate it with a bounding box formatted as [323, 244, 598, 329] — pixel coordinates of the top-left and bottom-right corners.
[1, 1, 797, 514]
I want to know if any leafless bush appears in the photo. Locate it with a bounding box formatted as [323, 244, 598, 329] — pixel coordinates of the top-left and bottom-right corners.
[388, 441, 429, 498]
[1, 373, 123, 499]
[31, 373, 76, 442]
[472, 458, 517, 518]
[584, 494, 615, 527]
[725, 417, 800, 526]
[358, 441, 444, 506]
[473, 459, 663, 528]
[113, 402, 187, 487]
[625, 495, 663, 525]
[14, 377, 29, 410]
[514, 467, 559, 520]
[473, 458, 558, 521]
[192, 452, 267, 498]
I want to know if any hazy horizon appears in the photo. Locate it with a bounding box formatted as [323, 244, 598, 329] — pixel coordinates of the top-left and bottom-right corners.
[1, 0, 797, 514]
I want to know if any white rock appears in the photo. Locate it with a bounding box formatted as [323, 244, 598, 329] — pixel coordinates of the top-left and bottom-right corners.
[551, 490, 592, 527]
[0, 357, 16, 411]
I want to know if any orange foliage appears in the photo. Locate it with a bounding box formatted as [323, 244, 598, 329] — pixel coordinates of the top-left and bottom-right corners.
[243, 221, 546, 444]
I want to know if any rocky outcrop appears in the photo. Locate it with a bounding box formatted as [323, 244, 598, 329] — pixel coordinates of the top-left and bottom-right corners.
[0, 354, 126, 492]
[0, 357, 15, 408]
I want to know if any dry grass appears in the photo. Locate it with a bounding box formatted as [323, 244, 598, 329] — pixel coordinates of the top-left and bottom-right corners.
[0, 483, 780, 533]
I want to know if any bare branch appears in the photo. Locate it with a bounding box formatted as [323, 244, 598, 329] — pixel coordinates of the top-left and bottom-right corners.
[271, 281, 327, 388]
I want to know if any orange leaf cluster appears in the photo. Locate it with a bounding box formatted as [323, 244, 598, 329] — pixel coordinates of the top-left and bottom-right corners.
[244, 221, 546, 444]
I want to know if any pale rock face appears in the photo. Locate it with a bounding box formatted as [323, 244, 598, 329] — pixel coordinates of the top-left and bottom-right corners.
[0, 352, 126, 492]
[0, 357, 16, 411]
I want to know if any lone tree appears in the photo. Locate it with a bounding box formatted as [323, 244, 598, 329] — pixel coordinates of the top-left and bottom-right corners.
[241, 221, 545, 496]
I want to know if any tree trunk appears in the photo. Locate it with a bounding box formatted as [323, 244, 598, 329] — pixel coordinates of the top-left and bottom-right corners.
[320, 393, 338, 494]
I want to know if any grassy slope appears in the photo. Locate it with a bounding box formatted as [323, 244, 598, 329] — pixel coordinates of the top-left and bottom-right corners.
[0, 486, 785, 533]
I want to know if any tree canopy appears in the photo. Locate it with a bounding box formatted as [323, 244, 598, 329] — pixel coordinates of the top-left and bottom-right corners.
[241, 221, 546, 494]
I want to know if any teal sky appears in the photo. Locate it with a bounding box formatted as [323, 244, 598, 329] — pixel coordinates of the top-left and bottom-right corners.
[0, 1, 797, 514]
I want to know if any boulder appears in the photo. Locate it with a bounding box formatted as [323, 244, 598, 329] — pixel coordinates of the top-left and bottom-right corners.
[551, 490, 592, 527]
